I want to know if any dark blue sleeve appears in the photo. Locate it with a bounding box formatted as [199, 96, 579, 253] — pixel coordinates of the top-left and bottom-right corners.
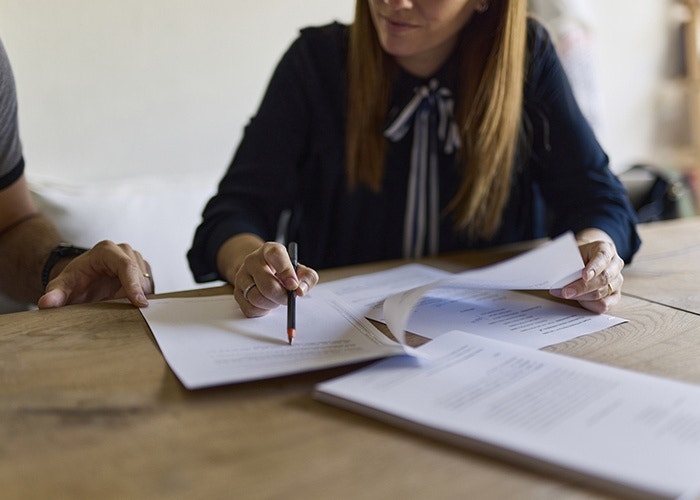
[524, 20, 641, 262]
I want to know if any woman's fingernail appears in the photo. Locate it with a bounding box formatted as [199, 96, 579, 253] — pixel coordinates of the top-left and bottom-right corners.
[283, 277, 298, 290]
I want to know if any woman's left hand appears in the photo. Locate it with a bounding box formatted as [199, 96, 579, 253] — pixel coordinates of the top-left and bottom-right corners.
[549, 238, 624, 314]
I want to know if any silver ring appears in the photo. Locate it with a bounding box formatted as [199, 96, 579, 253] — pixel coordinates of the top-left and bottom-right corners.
[143, 272, 151, 279]
[607, 282, 615, 295]
[243, 282, 257, 302]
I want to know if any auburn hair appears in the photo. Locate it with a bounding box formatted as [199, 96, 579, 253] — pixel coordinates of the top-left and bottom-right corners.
[346, 0, 528, 239]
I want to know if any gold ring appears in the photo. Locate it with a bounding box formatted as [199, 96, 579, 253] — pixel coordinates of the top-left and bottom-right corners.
[243, 282, 257, 302]
[607, 282, 615, 295]
[143, 273, 151, 279]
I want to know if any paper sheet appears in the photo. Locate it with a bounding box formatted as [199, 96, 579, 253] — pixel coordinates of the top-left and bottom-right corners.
[382, 232, 586, 343]
[315, 330, 700, 499]
[141, 293, 412, 389]
[384, 287, 624, 349]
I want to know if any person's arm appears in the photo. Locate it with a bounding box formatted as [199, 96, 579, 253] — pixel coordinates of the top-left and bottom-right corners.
[525, 20, 640, 263]
[0, 174, 153, 308]
[0, 174, 61, 302]
[524, 21, 639, 313]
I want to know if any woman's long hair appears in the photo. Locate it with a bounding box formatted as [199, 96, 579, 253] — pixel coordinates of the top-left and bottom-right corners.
[346, 0, 528, 239]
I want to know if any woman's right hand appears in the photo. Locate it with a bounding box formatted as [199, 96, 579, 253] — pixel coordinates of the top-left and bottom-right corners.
[219, 236, 318, 317]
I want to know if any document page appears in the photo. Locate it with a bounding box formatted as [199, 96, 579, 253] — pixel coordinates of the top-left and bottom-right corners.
[141, 293, 412, 389]
[382, 232, 585, 343]
[381, 286, 624, 349]
[315, 331, 700, 499]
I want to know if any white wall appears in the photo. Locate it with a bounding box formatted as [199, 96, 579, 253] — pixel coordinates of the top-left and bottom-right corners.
[0, 1, 680, 180]
[0, 1, 678, 179]
[587, 0, 673, 170]
[0, 0, 354, 182]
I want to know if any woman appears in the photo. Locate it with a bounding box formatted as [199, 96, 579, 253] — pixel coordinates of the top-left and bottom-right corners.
[188, 0, 640, 318]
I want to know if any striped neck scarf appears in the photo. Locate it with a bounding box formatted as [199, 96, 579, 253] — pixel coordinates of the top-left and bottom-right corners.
[384, 78, 460, 258]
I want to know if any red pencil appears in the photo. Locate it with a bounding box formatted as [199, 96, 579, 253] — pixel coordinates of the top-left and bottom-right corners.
[287, 242, 298, 345]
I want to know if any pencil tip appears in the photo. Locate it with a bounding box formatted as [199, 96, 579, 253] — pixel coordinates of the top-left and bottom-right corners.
[287, 328, 295, 345]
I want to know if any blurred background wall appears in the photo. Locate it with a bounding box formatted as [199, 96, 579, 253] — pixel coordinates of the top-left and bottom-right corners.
[0, 0, 684, 181]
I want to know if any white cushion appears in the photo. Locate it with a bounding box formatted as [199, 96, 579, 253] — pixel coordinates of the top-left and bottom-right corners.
[27, 173, 221, 294]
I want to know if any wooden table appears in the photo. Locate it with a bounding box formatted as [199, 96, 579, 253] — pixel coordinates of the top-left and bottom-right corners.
[623, 217, 700, 314]
[2, 218, 700, 499]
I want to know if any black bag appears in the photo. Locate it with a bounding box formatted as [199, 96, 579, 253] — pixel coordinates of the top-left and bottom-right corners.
[619, 164, 696, 223]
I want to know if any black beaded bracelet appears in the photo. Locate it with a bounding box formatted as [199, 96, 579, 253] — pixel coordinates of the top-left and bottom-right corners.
[41, 244, 88, 290]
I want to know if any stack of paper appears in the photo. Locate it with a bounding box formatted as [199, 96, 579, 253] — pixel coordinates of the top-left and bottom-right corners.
[314, 331, 700, 499]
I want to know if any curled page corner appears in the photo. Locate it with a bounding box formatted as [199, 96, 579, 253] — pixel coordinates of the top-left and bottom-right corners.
[549, 269, 585, 291]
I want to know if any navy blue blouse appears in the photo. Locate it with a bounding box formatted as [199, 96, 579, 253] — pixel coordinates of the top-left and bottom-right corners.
[188, 20, 640, 282]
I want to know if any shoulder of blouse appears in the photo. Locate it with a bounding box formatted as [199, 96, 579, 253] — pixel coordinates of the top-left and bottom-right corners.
[272, 21, 349, 111]
[293, 21, 349, 62]
[524, 17, 559, 84]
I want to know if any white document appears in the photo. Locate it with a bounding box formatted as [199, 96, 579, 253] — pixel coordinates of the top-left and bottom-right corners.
[315, 330, 700, 499]
[141, 293, 412, 389]
[383, 232, 586, 343]
[390, 287, 625, 349]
